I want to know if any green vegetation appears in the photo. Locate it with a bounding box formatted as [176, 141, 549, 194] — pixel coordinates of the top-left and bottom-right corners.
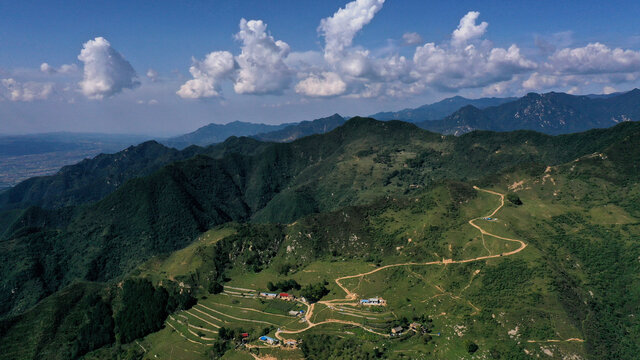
[507, 193, 522, 205]
[2, 118, 640, 359]
[300, 282, 330, 303]
[300, 334, 385, 359]
[267, 279, 301, 292]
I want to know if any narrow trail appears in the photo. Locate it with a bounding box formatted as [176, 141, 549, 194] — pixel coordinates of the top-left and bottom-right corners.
[329, 186, 526, 301]
[135, 340, 146, 353]
[276, 186, 527, 342]
[527, 338, 585, 343]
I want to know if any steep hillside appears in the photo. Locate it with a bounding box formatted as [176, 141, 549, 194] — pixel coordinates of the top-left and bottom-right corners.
[419, 89, 640, 135]
[370, 95, 516, 122]
[0, 137, 269, 212]
[0, 133, 149, 189]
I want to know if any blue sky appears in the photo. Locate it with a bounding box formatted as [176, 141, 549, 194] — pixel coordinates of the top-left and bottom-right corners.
[1, 0, 639, 135]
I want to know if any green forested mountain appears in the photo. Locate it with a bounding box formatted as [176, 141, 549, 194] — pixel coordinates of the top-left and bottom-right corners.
[0, 137, 270, 212]
[1, 118, 639, 360]
[418, 89, 640, 135]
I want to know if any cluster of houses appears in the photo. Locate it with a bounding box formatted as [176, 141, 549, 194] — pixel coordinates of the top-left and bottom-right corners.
[259, 336, 278, 345]
[258, 335, 299, 348]
[390, 323, 418, 336]
[359, 297, 387, 306]
[259, 292, 296, 301]
[390, 322, 438, 336]
[288, 309, 306, 317]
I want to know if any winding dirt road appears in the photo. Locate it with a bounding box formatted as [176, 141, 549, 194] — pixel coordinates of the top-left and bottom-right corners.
[168, 187, 580, 350]
[275, 186, 529, 341]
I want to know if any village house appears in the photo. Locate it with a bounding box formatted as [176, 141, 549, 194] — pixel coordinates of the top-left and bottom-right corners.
[391, 326, 404, 335]
[260, 292, 278, 299]
[360, 297, 387, 306]
[284, 339, 298, 348]
[278, 292, 295, 301]
[259, 336, 278, 345]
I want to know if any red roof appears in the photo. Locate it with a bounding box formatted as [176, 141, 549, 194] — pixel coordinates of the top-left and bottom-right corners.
[279, 293, 290, 297]
[241, 333, 249, 338]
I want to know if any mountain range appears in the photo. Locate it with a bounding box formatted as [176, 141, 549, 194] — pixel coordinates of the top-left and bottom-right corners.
[162, 114, 345, 149]
[4, 89, 637, 193]
[418, 89, 640, 135]
[369, 95, 517, 122]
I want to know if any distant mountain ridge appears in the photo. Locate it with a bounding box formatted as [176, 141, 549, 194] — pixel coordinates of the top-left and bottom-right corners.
[162, 120, 290, 149]
[252, 114, 344, 142]
[369, 95, 516, 122]
[163, 114, 346, 149]
[418, 89, 640, 135]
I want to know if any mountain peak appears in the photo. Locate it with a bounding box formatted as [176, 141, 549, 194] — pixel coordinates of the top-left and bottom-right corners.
[524, 92, 542, 99]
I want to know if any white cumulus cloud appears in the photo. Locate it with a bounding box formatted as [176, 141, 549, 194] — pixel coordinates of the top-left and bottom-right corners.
[318, 0, 385, 65]
[178, 19, 292, 98]
[522, 72, 559, 90]
[40, 63, 56, 74]
[547, 42, 640, 75]
[40, 62, 78, 75]
[146, 68, 159, 82]
[77, 37, 139, 99]
[175, 3, 640, 101]
[451, 11, 488, 47]
[411, 42, 536, 91]
[295, 72, 347, 97]
[177, 51, 235, 99]
[402, 32, 423, 46]
[1, 78, 54, 101]
[233, 19, 292, 95]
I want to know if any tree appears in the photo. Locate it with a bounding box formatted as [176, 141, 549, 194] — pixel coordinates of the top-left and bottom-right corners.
[114, 279, 169, 343]
[300, 282, 330, 303]
[208, 281, 224, 294]
[507, 193, 523, 205]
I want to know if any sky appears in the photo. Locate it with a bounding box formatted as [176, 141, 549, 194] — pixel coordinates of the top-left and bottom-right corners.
[1, 0, 640, 136]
